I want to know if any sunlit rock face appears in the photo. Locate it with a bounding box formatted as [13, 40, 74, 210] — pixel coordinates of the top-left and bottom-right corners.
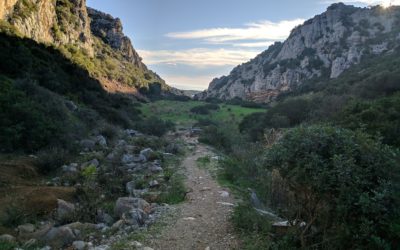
[198, 3, 400, 103]
[87, 7, 146, 69]
[0, 0, 94, 54]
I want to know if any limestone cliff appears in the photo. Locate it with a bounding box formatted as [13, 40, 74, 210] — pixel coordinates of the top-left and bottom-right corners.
[87, 7, 145, 69]
[198, 4, 400, 102]
[0, 0, 93, 54]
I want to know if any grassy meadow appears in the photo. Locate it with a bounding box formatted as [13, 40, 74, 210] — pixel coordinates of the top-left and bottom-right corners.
[139, 100, 265, 127]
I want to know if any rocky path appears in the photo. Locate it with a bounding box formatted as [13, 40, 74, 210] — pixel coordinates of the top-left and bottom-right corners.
[147, 135, 240, 250]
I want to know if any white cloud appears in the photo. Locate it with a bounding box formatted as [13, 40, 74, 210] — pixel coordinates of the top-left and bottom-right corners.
[137, 48, 260, 67]
[321, 0, 400, 7]
[164, 75, 215, 91]
[140, 19, 306, 89]
[233, 41, 275, 48]
[166, 19, 305, 45]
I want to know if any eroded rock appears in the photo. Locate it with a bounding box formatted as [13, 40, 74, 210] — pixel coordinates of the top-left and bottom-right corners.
[57, 199, 76, 222]
[114, 197, 150, 218]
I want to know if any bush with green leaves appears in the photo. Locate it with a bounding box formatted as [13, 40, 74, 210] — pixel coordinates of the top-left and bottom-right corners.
[265, 125, 400, 249]
[198, 125, 231, 150]
[231, 203, 272, 250]
[335, 93, 400, 147]
[239, 97, 313, 142]
[0, 78, 67, 152]
[0, 242, 18, 250]
[190, 104, 220, 115]
[36, 147, 72, 173]
[135, 116, 175, 137]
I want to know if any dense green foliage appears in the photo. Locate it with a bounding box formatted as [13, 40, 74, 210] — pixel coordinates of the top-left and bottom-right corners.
[135, 116, 175, 137]
[336, 94, 400, 147]
[190, 103, 220, 115]
[0, 78, 65, 151]
[266, 126, 400, 248]
[0, 33, 141, 152]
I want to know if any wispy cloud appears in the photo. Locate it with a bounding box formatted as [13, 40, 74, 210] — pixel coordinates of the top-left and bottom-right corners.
[166, 19, 305, 46]
[163, 75, 216, 90]
[233, 41, 275, 48]
[137, 48, 260, 67]
[141, 19, 305, 89]
[321, 0, 400, 7]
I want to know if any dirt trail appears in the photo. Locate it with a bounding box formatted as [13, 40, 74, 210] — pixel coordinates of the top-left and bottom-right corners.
[147, 134, 240, 250]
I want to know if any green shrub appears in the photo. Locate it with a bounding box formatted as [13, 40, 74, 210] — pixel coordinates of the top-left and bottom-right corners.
[198, 125, 231, 150]
[265, 125, 400, 249]
[82, 165, 97, 181]
[0, 242, 18, 250]
[190, 104, 220, 115]
[158, 175, 186, 204]
[231, 203, 273, 250]
[99, 124, 120, 141]
[217, 143, 271, 206]
[335, 94, 400, 147]
[136, 116, 175, 137]
[196, 156, 211, 168]
[131, 137, 166, 151]
[0, 78, 68, 152]
[233, 203, 271, 234]
[239, 97, 312, 141]
[36, 147, 71, 173]
[74, 185, 101, 223]
[0, 203, 27, 227]
[194, 118, 217, 127]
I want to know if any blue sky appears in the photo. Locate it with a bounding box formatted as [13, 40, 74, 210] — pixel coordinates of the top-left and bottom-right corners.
[86, 0, 395, 90]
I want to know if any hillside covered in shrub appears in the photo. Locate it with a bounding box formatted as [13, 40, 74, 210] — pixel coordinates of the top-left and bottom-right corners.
[196, 27, 400, 250]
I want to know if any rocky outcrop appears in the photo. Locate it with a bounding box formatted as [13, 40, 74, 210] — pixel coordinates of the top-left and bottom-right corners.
[0, 0, 18, 19]
[198, 4, 400, 102]
[87, 7, 145, 69]
[1, 0, 93, 54]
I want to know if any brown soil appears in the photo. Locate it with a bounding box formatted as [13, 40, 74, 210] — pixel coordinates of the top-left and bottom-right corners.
[0, 155, 75, 235]
[147, 135, 240, 250]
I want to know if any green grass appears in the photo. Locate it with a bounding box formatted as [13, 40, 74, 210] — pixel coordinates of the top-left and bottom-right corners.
[157, 155, 187, 204]
[0, 242, 18, 250]
[140, 100, 265, 126]
[196, 156, 211, 168]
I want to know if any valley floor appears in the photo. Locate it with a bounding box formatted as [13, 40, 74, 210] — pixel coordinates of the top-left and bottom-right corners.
[145, 133, 240, 250]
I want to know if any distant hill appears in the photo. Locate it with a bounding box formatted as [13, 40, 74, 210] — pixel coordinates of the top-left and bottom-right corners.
[181, 90, 202, 97]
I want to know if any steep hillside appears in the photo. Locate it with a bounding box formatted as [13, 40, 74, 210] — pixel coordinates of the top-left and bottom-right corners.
[198, 3, 400, 102]
[0, 33, 143, 152]
[0, 0, 173, 96]
[87, 7, 144, 69]
[0, 0, 184, 153]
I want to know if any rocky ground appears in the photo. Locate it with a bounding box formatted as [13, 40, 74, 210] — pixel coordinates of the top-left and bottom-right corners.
[0, 129, 240, 250]
[0, 128, 182, 249]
